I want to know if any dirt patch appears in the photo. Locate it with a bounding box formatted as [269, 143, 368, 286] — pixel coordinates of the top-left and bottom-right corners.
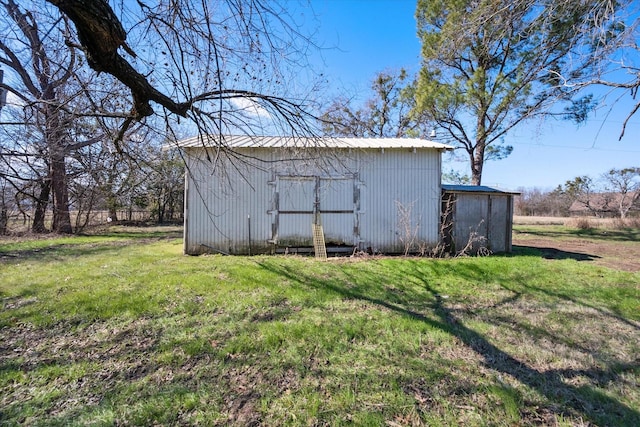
[225, 391, 261, 427]
[513, 234, 640, 272]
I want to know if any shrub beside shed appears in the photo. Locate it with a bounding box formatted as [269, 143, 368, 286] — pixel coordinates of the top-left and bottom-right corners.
[441, 185, 519, 254]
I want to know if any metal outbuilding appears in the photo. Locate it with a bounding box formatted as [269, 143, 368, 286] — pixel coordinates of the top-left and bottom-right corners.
[179, 135, 452, 255]
[441, 185, 520, 254]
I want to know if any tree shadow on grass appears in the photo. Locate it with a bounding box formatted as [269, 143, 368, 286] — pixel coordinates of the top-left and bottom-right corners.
[0, 232, 181, 264]
[512, 245, 601, 262]
[500, 248, 639, 332]
[502, 279, 640, 334]
[90, 226, 183, 240]
[257, 259, 640, 426]
[0, 241, 131, 264]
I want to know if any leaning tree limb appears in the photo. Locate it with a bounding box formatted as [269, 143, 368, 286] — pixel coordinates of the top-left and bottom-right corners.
[45, 0, 322, 143]
[45, 0, 190, 120]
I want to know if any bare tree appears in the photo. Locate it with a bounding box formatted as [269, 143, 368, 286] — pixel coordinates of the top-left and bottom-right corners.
[0, 99, 51, 232]
[563, 176, 606, 217]
[0, 171, 9, 234]
[0, 0, 104, 233]
[322, 69, 432, 138]
[514, 186, 572, 217]
[580, 4, 640, 140]
[2, 0, 322, 233]
[44, 0, 323, 145]
[147, 149, 185, 224]
[601, 167, 640, 218]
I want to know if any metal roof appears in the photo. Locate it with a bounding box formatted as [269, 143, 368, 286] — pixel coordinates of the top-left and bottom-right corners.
[176, 135, 453, 151]
[442, 184, 520, 195]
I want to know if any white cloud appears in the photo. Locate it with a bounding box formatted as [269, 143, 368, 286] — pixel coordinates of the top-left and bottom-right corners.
[230, 96, 272, 119]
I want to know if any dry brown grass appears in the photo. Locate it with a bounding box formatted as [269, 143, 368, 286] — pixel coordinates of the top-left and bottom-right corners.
[515, 215, 640, 229]
[567, 217, 593, 230]
[514, 215, 568, 226]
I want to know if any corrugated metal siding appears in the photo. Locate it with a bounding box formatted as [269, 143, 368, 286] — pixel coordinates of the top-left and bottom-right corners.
[357, 148, 442, 253]
[184, 147, 443, 255]
[445, 192, 515, 253]
[184, 149, 275, 254]
[452, 194, 489, 253]
[489, 196, 509, 252]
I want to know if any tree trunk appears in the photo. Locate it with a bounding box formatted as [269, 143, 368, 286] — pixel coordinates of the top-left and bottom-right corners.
[32, 179, 51, 233]
[0, 208, 7, 235]
[0, 186, 7, 234]
[43, 79, 73, 234]
[619, 202, 627, 219]
[157, 194, 165, 223]
[47, 154, 73, 233]
[471, 60, 488, 187]
[471, 158, 483, 185]
[167, 194, 175, 221]
[106, 191, 118, 221]
[50, 150, 73, 234]
[470, 142, 486, 186]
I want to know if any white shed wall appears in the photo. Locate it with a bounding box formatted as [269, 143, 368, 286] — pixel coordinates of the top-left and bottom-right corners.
[184, 149, 275, 254]
[183, 147, 443, 255]
[357, 149, 442, 253]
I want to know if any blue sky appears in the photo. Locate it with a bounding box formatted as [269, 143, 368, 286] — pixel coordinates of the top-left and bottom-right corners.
[305, 0, 640, 190]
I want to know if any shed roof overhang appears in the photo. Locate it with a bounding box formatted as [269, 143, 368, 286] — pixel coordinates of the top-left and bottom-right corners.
[174, 135, 454, 151]
[442, 184, 520, 195]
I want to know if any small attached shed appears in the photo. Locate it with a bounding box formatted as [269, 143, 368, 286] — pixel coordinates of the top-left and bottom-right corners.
[441, 185, 520, 254]
[180, 135, 452, 255]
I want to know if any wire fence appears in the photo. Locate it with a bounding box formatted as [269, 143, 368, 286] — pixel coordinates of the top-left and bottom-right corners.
[0, 209, 182, 234]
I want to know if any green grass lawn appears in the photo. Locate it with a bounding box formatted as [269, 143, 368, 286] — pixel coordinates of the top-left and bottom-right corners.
[1, 226, 639, 426]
